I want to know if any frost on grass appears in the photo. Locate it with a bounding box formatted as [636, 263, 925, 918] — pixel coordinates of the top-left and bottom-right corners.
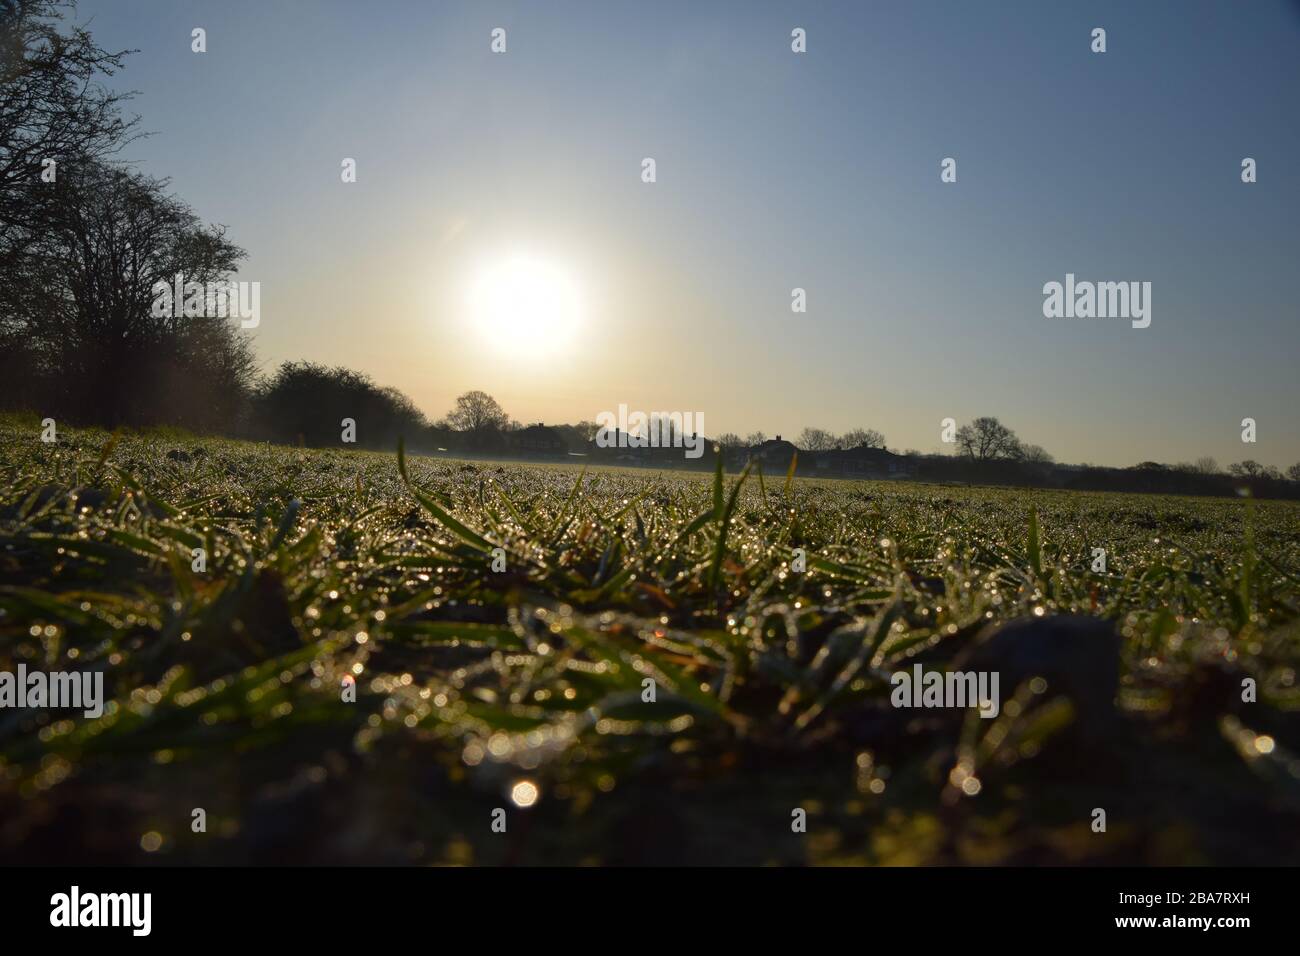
[1, 422, 1298, 864]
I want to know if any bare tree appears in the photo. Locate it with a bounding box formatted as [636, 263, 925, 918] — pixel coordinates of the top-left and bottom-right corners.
[716, 432, 742, 449]
[744, 431, 767, 446]
[1229, 460, 1281, 479]
[1, 0, 139, 248]
[1288, 463, 1300, 482]
[797, 427, 838, 451]
[1019, 443, 1054, 465]
[1193, 456, 1220, 475]
[445, 390, 509, 433]
[1, 158, 253, 427]
[955, 417, 1022, 460]
[841, 428, 886, 450]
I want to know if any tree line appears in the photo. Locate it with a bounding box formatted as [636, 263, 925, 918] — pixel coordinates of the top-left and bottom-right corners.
[0, 3, 500, 447]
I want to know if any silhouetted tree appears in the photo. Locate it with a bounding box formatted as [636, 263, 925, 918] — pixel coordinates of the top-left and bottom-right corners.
[251, 362, 426, 449]
[797, 427, 837, 451]
[446, 390, 507, 431]
[841, 428, 886, 449]
[1229, 460, 1272, 478]
[443, 390, 508, 449]
[1, 158, 255, 428]
[1, 0, 138, 250]
[1019, 443, 1054, 465]
[956, 417, 1022, 460]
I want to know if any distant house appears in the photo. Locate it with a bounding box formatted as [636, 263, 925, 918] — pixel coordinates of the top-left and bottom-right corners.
[812, 445, 917, 480]
[587, 428, 647, 464]
[509, 423, 566, 457]
[583, 426, 717, 468]
[725, 435, 798, 470]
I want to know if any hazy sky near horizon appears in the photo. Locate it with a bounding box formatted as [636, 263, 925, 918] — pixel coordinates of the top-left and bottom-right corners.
[78, 0, 1299, 467]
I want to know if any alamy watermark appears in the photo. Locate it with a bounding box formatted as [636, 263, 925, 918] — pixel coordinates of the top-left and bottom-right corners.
[595, 404, 705, 459]
[890, 664, 1000, 718]
[0, 664, 103, 718]
[1042, 273, 1150, 329]
[50, 886, 151, 936]
[151, 272, 260, 328]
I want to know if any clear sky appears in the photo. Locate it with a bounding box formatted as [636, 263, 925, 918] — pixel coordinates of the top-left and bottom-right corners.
[78, 0, 1300, 468]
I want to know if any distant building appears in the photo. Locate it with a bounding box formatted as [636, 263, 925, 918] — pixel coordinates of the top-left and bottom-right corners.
[723, 437, 916, 480]
[509, 423, 566, 456]
[812, 445, 917, 479]
[587, 427, 647, 463]
[737, 435, 799, 470]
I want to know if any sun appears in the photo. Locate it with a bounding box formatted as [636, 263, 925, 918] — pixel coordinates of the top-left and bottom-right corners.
[467, 255, 582, 357]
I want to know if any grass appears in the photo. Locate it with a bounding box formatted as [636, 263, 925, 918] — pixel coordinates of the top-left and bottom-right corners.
[2, 420, 1299, 864]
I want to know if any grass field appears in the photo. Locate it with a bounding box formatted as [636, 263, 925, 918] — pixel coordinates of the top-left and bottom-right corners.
[2, 420, 1299, 864]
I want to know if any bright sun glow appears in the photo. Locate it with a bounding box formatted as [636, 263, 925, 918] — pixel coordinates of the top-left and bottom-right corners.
[467, 255, 582, 357]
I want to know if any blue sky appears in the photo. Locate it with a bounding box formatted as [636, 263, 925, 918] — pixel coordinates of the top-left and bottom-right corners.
[78, 0, 1300, 467]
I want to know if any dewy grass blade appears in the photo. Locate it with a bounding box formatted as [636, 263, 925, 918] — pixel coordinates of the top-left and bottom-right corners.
[710, 461, 752, 593]
[397, 438, 493, 552]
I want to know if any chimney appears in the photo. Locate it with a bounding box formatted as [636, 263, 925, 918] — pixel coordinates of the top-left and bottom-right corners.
[775, 435, 781, 442]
